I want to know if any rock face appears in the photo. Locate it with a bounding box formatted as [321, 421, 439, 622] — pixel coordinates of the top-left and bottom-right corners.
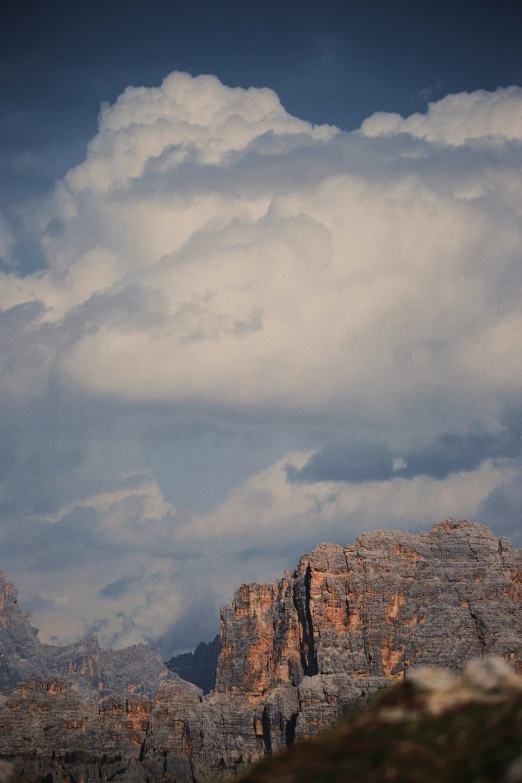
[0, 677, 201, 783]
[1, 519, 521, 783]
[101, 643, 186, 696]
[215, 518, 522, 744]
[217, 519, 522, 698]
[166, 634, 220, 694]
[0, 572, 48, 689]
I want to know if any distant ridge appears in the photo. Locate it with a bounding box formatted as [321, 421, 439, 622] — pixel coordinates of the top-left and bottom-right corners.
[0, 569, 194, 700]
[166, 634, 220, 694]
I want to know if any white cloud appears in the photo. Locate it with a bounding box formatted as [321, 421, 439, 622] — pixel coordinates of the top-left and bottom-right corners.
[0, 76, 520, 436]
[360, 86, 522, 144]
[180, 452, 512, 546]
[2, 73, 522, 652]
[66, 71, 336, 192]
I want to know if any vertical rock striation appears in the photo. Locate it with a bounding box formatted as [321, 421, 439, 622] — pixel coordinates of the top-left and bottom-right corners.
[217, 519, 522, 696]
[215, 519, 522, 742]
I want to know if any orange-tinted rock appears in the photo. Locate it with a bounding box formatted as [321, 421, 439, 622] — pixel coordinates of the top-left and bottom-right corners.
[216, 519, 522, 699]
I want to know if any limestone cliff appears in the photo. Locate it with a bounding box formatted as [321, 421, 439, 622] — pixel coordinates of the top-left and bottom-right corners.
[0, 571, 48, 689]
[217, 518, 522, 700]
[0, 519, 521, 783]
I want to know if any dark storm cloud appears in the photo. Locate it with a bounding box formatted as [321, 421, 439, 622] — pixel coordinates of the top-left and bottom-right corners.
[1, 470, 188, 571]
[237, 542, 298, 562]
[398, 430, 521, 480]
[22, 595, 54, 614]
[99, 575, 137, 600]
[154, 591, 220, 658]
[0, 405, 88, 518]
[0, 300, 45, 332]
[477, 470, 522, 548]
[287, 442, 394, 484]
[288, 417, 522, 485]
[0, 384, 131, 520]
[3, 506, 104, 572]
[234, 534, 347, 565]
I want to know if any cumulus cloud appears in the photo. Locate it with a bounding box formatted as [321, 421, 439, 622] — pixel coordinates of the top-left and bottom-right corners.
[1, 72, 522, 653]
[66, 72, 335, 192]
[361, 86, 522, 144]
[1, 75, 521, 429]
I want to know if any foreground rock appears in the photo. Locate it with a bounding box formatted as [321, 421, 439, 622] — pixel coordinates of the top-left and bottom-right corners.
[240, 656, 522, 783]
[0, 519, 521, 782]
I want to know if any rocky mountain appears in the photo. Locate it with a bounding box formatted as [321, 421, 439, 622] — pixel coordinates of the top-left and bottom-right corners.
[0, 571, 48, 689]
[166, 634, 220, 694]
[0, 518, 521, 782]
[0, 569, 189, 701]
[217, 518, 522, 693]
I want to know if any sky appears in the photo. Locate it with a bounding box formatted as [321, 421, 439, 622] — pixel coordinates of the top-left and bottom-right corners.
[1, 0, 522, 658]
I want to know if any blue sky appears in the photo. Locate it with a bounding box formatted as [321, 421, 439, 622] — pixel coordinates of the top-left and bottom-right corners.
[1, 0, 522, 656]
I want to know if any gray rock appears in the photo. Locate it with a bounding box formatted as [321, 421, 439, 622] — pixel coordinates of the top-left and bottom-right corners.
[217, 519, 522, 697]
[0, 571, 49, 689]
[101, 643, 185, 697]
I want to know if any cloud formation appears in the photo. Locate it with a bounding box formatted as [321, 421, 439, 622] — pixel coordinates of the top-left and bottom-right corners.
[1, 74, 522, 654]
[2, 77, 522, 426]
[289, 414, 522, 484]
[361, 86, 522, 144]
